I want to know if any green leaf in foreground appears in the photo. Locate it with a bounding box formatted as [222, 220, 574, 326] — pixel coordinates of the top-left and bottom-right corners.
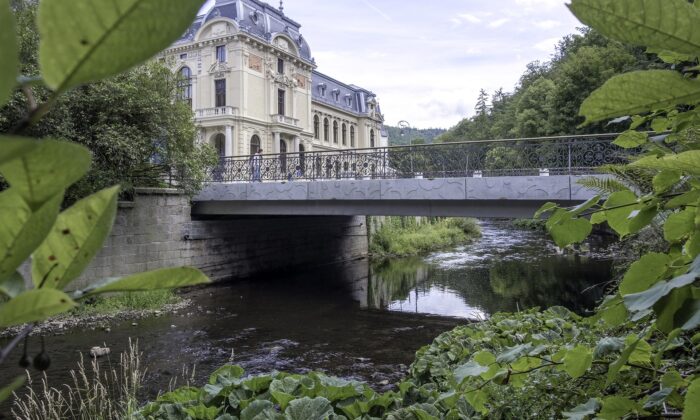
[38, 0, 204, 92]
[623, 270, 698, 313]
[0, 271, 26, 299]
[562, 345, 593, 379]
[603, 190, 640, 237]
[82, 267, 210, 296]
[0, 0, 18, 107]
[619, 253, 669, 296]
[284, 397, 333, 420]
[613, 130, 647, 149]
[568, 0, 700, 56]
[0, 288, 76, 327]
[683, 378, 700, 420]
[599, 396, 639, 420]
[653, 170, 682, 193]
[0, 376, 25, 404]
[0, 139, 90, 205]
[562, 398, 600, 420]
[578, 71, 700, 124]
[546, 209, 592, 248]
[32, 186, 119, 289]
[0, 189, 62, 282]
[0, 137, 38, 166]
[631, 151, 700, 176]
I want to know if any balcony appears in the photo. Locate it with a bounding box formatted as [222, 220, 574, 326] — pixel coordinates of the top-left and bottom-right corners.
[272, 114, 299, 127]
[195, 106, 239, 120]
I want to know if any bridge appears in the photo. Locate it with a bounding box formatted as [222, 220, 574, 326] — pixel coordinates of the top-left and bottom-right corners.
[193, 134, 629, 218]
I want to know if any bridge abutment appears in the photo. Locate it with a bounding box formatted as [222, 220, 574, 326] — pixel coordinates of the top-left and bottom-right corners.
[70, 188, 368, 290]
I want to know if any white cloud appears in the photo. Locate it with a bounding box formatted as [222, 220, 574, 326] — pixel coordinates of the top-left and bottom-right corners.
[533, 19, 561, 29]
[457, 13, 482, 24]
[534, 37, 561, 52]
[514, 0, 564, 10]
[489, 18, 510, 28]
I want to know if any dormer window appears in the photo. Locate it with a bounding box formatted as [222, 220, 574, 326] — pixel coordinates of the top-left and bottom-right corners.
[180, 53, 187, 60]
[332, 89, 340, 102]
[216, 45, 226, 63]
[250, 10, 260, 24]
[344, 94, 353, 106]
[318, 83, 326, 97]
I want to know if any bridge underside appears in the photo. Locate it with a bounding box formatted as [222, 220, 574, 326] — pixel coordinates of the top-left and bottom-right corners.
[193, 175, 603, 218]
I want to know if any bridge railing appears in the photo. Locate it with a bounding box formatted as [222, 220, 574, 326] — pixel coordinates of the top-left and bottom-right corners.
[206, 133, 637, 182]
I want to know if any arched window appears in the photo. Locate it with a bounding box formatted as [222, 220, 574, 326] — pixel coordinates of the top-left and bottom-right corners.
[342, 123, 347, 146]
[178, 67, 192, 107]
[333, 121, 338, 144]
[280, 139, 287, 153]
[370, 129, 375, 148]
[212, 133, 225, 157]
[350, 126, 355, 147]
[250, 135, 261, 155]
[313, 115, 320, 139]
[323, 118, 329, 142]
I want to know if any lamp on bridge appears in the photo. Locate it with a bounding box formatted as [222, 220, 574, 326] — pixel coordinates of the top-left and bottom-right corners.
[398, 120, 411, 143]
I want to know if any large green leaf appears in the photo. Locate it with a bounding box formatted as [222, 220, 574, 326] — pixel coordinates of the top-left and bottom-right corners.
[603, 191, 640, 237]
[0, 271, 26, 299]
[454, 361, 489, 383]
[664, 209, 695, 242]
[546, 209, 593, 248]
[562, 398, 600, 420]
[241, 400, 281, 420]
[0, 288, 76, 327]
[631, 151, 700, 176]
[0, 189, 62, 282]
[613, 131, 647, 149]
[38, 0, 204, 92]
[599, 396, 639, 420]
[81, 266, 210, 296]
[562, 345, 593, 379]
[32, 186, 119, 289]
[623, 271, 697, 313]
[569, 0, 700, 56]
[683, 378, 700, 420]
[0, 136, 38, 166]
[579, 71, 700, 124]
[619, 253, 669, 295]
[0, 0, 18, 107]
[284, 397, 333, 420]
[0, 139, 90, 206]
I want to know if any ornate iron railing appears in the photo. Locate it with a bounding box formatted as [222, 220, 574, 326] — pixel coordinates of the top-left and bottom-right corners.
[206, 133, 636, 183]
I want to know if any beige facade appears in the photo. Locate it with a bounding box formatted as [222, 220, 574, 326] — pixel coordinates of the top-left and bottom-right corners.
[160, 0, 386, 158]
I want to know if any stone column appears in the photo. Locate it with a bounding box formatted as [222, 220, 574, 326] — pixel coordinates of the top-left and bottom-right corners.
[273, 132, 281, 154]
[293, 136, 300, 152]
[225, 125, 233, 156]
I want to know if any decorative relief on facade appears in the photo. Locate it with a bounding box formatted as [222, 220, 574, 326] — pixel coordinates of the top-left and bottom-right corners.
[275, 37, 290, 51]
[209, 62, 230, 78]
[294, 74, 307, 89]
[248, 54, 262, 72]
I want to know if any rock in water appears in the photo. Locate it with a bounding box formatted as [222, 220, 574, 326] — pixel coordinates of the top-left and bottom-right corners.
[90, 346, 111, 358]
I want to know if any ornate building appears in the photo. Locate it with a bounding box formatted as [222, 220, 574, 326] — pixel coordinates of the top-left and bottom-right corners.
[160, 0, 387, 158]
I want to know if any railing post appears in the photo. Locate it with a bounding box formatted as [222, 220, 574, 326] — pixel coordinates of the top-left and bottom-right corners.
[567, 139, 572, 175]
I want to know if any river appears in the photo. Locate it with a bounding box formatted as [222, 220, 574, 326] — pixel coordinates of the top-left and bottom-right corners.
[0, 220, 614, 411]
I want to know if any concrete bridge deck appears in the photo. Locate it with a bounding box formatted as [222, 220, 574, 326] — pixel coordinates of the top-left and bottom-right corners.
[192, 175, 604, 218]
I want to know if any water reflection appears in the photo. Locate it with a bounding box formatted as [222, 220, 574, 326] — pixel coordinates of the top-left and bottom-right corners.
[367, 221, 612, 318]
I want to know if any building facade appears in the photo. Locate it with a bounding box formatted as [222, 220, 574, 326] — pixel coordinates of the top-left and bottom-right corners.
[160, 0, 387, 158]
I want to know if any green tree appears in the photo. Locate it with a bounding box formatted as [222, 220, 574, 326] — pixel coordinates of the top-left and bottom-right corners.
[514, 77, 555, 137]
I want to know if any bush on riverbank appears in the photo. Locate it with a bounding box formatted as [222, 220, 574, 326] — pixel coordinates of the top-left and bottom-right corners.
[511, 218, 546, 231]
[72, 290, 180, 317]
[369, 217, 481, 258]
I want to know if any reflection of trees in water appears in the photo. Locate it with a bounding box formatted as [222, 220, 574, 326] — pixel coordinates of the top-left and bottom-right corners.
[369, 255, 611, 316]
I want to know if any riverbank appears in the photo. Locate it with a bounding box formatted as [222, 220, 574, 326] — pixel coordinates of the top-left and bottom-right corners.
[0, 290, 191, 339]
[369, 217, 481, 258]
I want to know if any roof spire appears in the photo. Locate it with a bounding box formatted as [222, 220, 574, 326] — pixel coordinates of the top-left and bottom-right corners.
[279, 0, 284, 13]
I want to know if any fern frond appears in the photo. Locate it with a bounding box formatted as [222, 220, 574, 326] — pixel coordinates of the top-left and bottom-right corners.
[577, 176, 630, 195]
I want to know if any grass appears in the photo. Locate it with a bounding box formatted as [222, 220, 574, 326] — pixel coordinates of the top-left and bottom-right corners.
[370, 217, 481, 258]
[71, 290, 180, 317]
[511, 218, 546, 231]
[12, 340, 144, 420]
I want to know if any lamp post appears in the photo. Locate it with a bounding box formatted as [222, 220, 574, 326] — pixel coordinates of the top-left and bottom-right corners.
[397, 120, 411, 144]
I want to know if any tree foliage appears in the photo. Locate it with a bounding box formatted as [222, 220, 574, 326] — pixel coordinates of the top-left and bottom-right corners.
[0, 0, 211, 402]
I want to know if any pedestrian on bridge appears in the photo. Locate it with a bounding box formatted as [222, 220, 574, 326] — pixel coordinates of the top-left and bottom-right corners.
[251, 149, 263, 182]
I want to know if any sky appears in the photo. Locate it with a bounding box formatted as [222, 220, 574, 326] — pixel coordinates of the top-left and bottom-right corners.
[202, 0, 583, 129]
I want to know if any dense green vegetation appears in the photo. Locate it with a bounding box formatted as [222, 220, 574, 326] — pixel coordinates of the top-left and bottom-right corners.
[369, 217, 481, 258]
[384, 126, 446, 146]
[437, 28, 661, 143]
[71, 290, 180, 317]
[0, 1, 218, 203]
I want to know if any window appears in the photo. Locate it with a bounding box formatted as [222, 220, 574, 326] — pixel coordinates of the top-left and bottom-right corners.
[277, 58, 284, 74]
[277, 89, 286, 116]
[318, 83, 326, 97]
[313, 115, 320, 139]
[178, 67, 192, 107]
[323, 118, 329, 142]
[370, 129, 375, 148]
[333, 121, 338, 144]
[215, 79, 226, 107]
[350, 126, 355, 147]
[332, 89, 340, 102]
[216, 45, 226, 63]
[250, 135, 261, 155]
[180, 53, 187, 60]
[213, 133, 225, 157]
[342, 123, 347, 146]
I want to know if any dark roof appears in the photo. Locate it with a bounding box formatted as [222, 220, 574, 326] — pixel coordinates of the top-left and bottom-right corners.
[311, 71, 376, 116]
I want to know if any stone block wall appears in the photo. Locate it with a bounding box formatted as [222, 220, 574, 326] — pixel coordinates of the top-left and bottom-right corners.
[72, 188, 368, 290]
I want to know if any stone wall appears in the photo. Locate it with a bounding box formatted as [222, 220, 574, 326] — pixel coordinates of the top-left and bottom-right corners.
[72, 188, 368, 290]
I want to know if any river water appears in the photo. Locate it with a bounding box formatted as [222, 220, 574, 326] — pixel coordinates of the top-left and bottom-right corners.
[0, 220, 613, 410]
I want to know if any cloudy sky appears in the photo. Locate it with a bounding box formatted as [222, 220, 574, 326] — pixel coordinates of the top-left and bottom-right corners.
[203, 0, 584, 129]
